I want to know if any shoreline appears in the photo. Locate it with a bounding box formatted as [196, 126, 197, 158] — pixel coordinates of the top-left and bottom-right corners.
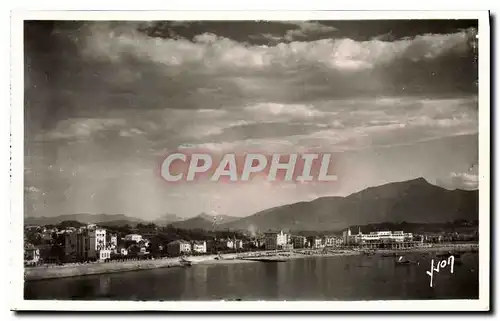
[24, 243, 478, 282]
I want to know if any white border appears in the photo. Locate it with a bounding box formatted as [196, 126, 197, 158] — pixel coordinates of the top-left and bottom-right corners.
[14, 10, 488, 21]
[10, 10, 490, 311]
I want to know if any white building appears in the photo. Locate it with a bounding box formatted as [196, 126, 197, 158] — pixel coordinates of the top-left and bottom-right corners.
[89, 226, 107, 258]
[360, 231, 414, 243]
[108, 234, 118, 253]
[24, 245, 40, 266]
[98, 249, 111, 261]
[323, 235, 343, 248]
[222, 239, 243, 250]
[313, 237, 324, 249]
[225, 239, 234, 249]
[64, 225, 107, 261]
[124, 234, 143, 242]
[343, 228, 414, 245]
[192, 241, 207, 253]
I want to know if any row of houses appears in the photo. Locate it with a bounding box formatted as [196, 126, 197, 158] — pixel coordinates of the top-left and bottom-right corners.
[24, 223, 425, 265]
[24, 224, 154, 264]
[263, 231, 343, 251]
[24, 223, 249, 264]
[262, 228, 419, 251]
[166, 238, 244, 256]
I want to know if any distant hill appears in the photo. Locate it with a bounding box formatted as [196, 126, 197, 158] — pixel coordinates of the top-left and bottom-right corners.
[221, 178, 479, 232]
[349, 220, 478, 235]
[197, 213, 240, 224]
[24, 214, 147, 227]
[288, 220, 478, 238]
[56, 220, 87, 228]
[153, 214, 183, 226]
[171, 213, 240, 230]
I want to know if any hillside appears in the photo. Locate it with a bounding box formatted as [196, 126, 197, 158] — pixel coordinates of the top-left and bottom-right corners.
[197, 213, 240, 224]
[171, 213, 240, 230]
[24, 214, 147, 227]
[221, 178, 479, 232]
[153, 214, 183, 226]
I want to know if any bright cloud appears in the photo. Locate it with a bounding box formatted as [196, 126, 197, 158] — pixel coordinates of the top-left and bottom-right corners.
[36, 118, 127, 141]
[76, 22, 476, 72]
[438, 171, 479, 190]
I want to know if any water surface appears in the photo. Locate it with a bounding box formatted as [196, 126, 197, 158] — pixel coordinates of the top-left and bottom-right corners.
[25, 252, 479, 300]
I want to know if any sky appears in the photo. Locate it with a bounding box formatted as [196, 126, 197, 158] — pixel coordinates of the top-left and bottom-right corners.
[24, 20, 479, 219]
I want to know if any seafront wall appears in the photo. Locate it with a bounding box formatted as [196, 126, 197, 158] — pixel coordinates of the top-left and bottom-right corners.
[25, 255, 222, 281]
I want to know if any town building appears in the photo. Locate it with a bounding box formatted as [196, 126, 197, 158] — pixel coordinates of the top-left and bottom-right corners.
[64, 232, 79, 261]
[234, 239, 243, 250]
[251, 238, 266, 249]
[107, 234, 118, 253]
[192, 241, 207, 254]
[124, 234, 143, 242]
[98, 249, 112, 261]
[323, 235, 343, 248]
[312, 237, 324, 249]
[167, 240, 192, 256]
[264, 231, 288, 250]
[291, 235, 308, 249]
[24, 244, 40, 266]
[218, 238, 243, 250]
[64, 224, 108, 261]
[343, 228, 417, 249]
[24, 225, 40, 232]
[225, 239, 234, 249]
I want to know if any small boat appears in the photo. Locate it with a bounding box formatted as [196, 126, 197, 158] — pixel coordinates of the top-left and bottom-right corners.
[395, 256, 413, 266]
[180, 257, 193, 267]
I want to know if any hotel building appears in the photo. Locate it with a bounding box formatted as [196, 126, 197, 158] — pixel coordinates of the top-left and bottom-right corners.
[264, 231, 288, 250]
[343, 228, 416, 249]
[64, 224, 110, 261]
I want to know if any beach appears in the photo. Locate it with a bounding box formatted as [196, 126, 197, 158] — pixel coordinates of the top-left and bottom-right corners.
[24, 243, 478, 281]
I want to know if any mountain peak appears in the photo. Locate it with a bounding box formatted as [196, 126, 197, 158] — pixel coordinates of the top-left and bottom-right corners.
[222, 177, 478, 232]
[197, 213, 214, 220]
[409, 177, 429, 184]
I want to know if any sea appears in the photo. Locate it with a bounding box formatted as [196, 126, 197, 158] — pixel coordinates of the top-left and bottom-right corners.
[24, 251, 479, 301]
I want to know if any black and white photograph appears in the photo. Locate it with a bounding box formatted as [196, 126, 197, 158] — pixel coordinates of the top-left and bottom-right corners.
[11, 10, 490, 311]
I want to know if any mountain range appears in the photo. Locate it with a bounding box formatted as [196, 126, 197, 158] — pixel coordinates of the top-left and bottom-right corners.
[153, 213, 184, 226]
[25, 178, 478, 232]
[24, 213, 148, 227]
[170, 213, 240, 230]
[220, 178, 479, 232]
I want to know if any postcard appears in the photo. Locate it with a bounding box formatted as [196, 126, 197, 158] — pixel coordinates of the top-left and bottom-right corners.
[10, 10, 490, 311]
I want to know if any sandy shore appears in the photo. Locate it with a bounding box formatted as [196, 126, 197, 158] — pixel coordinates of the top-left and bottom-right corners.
[25, 243, 478, 281]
